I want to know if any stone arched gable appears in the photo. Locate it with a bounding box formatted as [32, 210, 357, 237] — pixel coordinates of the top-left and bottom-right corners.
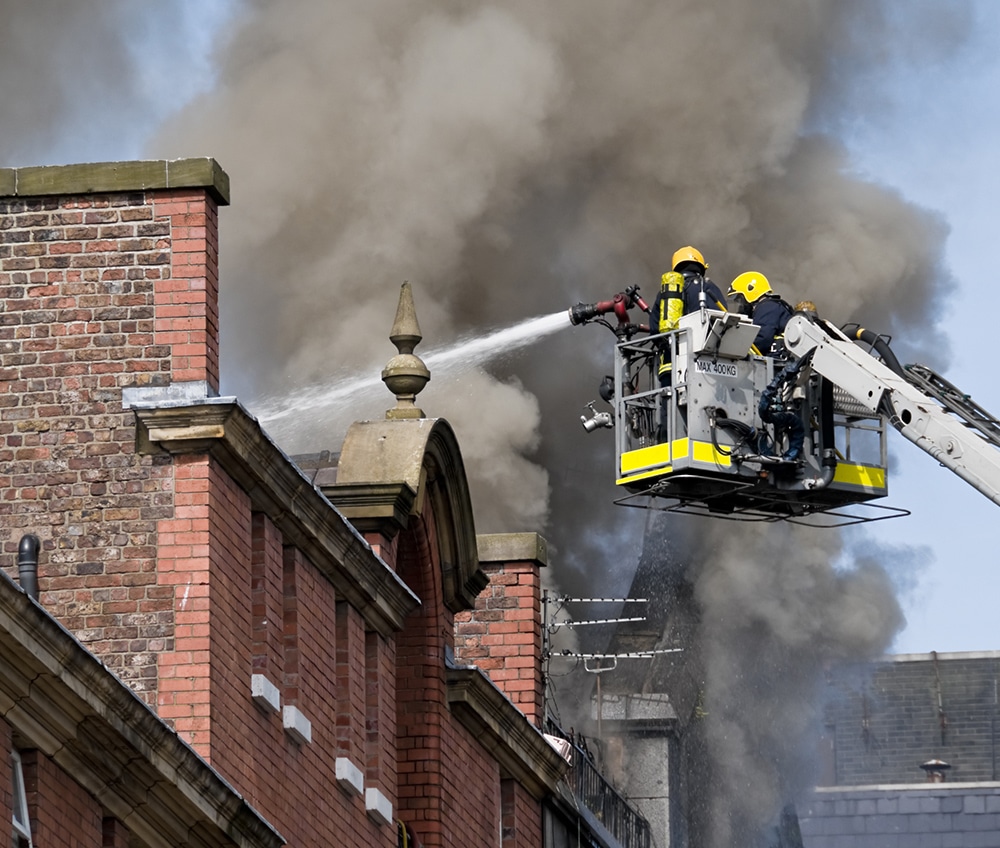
[335, 417, 487, 611]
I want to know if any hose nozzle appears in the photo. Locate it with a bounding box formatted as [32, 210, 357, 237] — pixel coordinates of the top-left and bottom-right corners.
[569, 302, 600, 326]
[581, 402, 614, 433]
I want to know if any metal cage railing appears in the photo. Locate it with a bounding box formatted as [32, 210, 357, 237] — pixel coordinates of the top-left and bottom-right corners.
[546, 721, 652, 848]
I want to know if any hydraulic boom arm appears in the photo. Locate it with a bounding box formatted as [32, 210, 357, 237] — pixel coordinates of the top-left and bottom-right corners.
[783, 314, 1000, 508]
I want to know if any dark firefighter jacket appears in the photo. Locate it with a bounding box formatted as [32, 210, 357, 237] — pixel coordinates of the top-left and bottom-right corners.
[680, 273, 728, 314]
[750, 294, 794, 355]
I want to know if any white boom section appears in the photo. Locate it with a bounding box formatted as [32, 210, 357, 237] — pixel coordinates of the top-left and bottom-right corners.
[783, 314, 1000, 508]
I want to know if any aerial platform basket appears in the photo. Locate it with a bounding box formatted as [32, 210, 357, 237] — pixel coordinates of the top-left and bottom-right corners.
[610, 310, 899, 525]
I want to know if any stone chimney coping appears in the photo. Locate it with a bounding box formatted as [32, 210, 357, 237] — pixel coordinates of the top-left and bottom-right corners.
[477, 533, 548, 568]
[0, 158, 231, 205]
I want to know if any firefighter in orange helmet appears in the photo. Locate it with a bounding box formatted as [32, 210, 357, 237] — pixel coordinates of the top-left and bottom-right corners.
[670, 246, 728, 314]
[647, 249, 729, 443]
[648, 247, 729, 383]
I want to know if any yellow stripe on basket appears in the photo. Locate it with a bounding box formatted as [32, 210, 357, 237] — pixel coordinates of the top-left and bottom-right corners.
[833, 463, 886, 489]
[691, 440, 731, 467]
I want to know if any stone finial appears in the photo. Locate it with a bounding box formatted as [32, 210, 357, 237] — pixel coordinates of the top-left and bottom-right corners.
[381, 282, 430, 419]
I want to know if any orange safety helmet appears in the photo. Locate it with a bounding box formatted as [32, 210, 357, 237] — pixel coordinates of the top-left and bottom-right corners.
[728, 271, 772, 304]
[671, 246, 708, 272]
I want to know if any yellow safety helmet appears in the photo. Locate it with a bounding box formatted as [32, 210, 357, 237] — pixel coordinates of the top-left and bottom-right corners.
[671, 246, 708, 272]
[728, 271, 771, 304]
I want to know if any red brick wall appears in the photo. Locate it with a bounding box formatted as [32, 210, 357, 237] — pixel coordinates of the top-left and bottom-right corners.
[366, 629, 393, 788]
[455, 560, 544, 725]
[0, 173, 550, 848]
[283, 545, 390, 846]
[1, 726, 134, 848]
[397, 514, 506, 848]
[439, 713, 503, 847]
[206, 461, 254, 765]
[252, 512, 285, 679]
[22, 748, 104, 847]
[151, 191, 220, 388]
[152, 452, 398, 846]
[102, 817, 131, 848]
[337, 600, 368, 764]
[282, 545, 304, 704]
[0, 187, 221, 706]
[505, 778, 543, 848]
[0, 721, 12, 840]
[396, 513, 446, 841]
[156, 454, 213, 742]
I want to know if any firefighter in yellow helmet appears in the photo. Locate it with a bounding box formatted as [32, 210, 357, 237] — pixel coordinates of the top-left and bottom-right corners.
[727, 271, 794, 357]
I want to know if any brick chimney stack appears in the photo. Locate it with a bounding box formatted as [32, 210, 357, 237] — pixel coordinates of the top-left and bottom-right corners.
[455, 533, 546, 726]
[0, 159, 228, 703]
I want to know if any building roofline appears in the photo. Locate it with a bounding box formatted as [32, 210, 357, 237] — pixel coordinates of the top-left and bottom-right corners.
[132, 398, 420, 637]
[0, 569, 283, 848]
[884, 650, 1000, 662]
[813, 781, 1000, 793]
[446, 664, 568, 800]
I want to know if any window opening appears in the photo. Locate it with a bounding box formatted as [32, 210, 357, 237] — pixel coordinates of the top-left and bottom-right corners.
[11, 751, 32, 848]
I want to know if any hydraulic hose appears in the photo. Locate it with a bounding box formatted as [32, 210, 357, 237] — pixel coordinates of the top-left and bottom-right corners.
[841, 324, 906, 378]
[784, 375, 837, 492]
[708, 410, 758, 458]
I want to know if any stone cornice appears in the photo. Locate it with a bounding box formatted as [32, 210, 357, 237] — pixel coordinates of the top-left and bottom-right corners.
[0, 158, 231, 205]
[326, 482, 416, 538]
[132, 399, 420, 637]
[446, 666, 567, 800]
[0, 572, 282, 848]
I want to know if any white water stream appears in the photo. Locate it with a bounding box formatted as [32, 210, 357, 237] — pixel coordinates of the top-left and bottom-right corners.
[256, 310, 571, 426]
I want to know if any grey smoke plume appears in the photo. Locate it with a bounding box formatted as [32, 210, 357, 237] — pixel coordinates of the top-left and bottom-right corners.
[687, 519, 905, 845]
[145, 0, 966, 537]
[144, 4, 968, 845]
[0, 1, 972, 845]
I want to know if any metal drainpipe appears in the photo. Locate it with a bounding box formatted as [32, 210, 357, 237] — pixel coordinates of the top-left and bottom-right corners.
[17, 534, 40, 601]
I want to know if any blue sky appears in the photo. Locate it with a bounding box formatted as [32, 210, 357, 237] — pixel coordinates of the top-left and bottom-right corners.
[839, 0, 1000, 653]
